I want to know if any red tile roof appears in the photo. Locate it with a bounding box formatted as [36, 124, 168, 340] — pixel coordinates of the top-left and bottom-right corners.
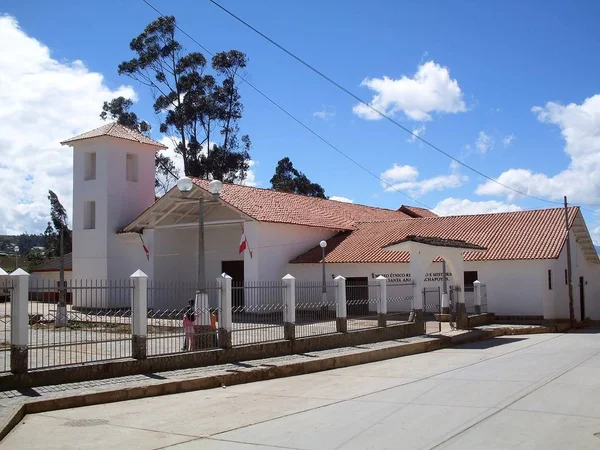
[192, 179, 413, 230]
[61, 122, 167, 149]
[291, 207, 579, 263]
[387, 236, 487, 251]
[398, 205, 438, 218]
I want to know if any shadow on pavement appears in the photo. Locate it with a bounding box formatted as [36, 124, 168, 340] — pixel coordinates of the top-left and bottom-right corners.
[453, 337, 527, 350]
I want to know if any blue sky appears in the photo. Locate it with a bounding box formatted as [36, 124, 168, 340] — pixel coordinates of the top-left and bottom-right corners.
[2, 0, 600, 240]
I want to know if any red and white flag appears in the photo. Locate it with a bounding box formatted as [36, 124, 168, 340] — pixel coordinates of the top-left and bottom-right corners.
[139, 233, 150, 261]
[239, 225, 252, 258]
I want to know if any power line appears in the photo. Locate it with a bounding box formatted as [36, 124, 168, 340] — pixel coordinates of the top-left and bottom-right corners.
[207, 0, 600, 210]
[140, 0, 433, 210]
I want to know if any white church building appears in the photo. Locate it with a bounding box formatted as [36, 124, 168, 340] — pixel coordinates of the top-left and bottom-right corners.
[61, 123, 600, 321]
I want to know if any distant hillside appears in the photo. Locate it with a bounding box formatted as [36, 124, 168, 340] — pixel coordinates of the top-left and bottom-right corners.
[596, 245, 600, 254]
[0, 234, 44, 255]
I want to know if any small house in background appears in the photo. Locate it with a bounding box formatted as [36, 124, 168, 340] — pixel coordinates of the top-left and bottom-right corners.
[29, 253, 73, 303]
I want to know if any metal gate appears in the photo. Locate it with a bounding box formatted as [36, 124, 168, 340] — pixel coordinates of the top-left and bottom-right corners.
[422, 286, 442, 333]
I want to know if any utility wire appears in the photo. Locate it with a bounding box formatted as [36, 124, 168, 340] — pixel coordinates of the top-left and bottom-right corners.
[207, 0, 600, 210]
[140, 0, 433, 210]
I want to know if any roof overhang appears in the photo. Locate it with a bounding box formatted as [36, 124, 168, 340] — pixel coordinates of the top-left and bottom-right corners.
[121, 184, 253, 233]
[570, 211, 599, 264]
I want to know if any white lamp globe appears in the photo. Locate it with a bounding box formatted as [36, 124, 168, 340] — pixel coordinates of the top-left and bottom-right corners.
[319, 240, 327, 248]
[208, 179, 224, 195]
[176, 176, 193, 193]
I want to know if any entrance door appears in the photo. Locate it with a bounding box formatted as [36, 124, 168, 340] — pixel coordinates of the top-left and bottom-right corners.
[579, 276, 585, 321]
[222, 261, 244, 308]
[346, 277, 369, 316]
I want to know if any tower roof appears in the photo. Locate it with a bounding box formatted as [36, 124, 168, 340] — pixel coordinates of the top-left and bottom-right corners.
[60, 122, 167, 149]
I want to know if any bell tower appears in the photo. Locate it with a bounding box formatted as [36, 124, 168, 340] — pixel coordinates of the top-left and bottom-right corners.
[61, 123, 166, 306]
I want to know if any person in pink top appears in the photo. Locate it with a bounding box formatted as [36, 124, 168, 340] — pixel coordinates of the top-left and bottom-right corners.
[183, 300, 196, 351]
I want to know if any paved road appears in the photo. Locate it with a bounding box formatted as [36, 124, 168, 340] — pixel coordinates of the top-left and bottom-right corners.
[4, 331, 600, 449]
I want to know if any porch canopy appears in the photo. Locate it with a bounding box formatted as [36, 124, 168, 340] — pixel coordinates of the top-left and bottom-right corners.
[383, 235, 487, 310]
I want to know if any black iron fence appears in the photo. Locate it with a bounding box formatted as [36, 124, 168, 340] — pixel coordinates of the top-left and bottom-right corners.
[231, 280, 286, 345]
[295, 281, 337, 338]
[27, 279, 134, 369]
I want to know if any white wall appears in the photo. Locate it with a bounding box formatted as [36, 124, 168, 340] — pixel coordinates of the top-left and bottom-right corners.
[154, 223, 242, 284]
[29, 271, 73, 287]
[288, 259, 549, 317]
[71, 137, 156, 307]
[550, 230, 600, 320]
[248, 222, 337, 281]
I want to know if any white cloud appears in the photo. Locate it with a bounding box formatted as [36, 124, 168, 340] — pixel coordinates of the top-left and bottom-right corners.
[407, 124, 426, 143]
[352, 61, 466, 121]
[0, 15, 135, 234]
[503, 133, 515, 147]
[476, 94, 600, 203]
[329, 196, 353, 203]
[475, 131, 494, 153]
[433, 198, 522, 216]
[237, 160, 258, 187]
[381, 164, 419, 183]
[313, 105, 335, 120]
[380, 163, 468, 197]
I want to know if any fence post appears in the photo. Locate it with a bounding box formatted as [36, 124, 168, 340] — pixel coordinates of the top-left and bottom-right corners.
[218, 274, 232, 348]
[473, 280, 481, 315]
[335, 275, 347, 333]
[454, 285, 468, 329]
[376, 275, 387, 327]
[130, 270, 148, 360]
[10, 268, 29, 374]
[282, 274, 295, 340]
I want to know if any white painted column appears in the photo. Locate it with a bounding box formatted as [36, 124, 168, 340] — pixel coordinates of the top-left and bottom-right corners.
[10, 268, 29, 374]
[130, 269, 148, 360]
[335, 275, 347, 332]
[282, 274, 296, 340]
[218, 274, 232, 348]
[377, 275, 387, 327]
[473, 280, 482, 314]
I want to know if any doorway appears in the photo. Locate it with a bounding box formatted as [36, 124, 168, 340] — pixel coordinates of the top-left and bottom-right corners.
[222, 261, 244, 308]
[346, 277, 369, 316]
[579, 276, 585, 322]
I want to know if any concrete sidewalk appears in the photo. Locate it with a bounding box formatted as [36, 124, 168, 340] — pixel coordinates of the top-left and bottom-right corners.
[0, 324, 560, 442]
[4, 330, 599, 449]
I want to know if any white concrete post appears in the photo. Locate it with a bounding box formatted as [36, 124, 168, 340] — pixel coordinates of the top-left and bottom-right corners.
[217, 274, 232, 348]
[335, 275, 347, 333]
[194, 291, 211, 326]
[377, 275, 387, 327]
[10, 268, 29, 374]
[473, 280, 482, 315]
[282, 274, 296, 340]
[130, 270, 148, 360]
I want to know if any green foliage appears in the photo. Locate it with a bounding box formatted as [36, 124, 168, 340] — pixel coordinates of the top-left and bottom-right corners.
[270, 157, 326, 198]
[27, 247, 46, 268]
[44, 190, 72, 258]
[118, 15, 251, 182]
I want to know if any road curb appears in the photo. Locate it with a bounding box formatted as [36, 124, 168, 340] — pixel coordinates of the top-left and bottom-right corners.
[0, 327, 559, 441]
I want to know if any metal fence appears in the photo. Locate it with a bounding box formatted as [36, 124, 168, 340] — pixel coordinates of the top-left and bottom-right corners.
[231, 281, 286, 345]
[0, 278, 12, 373]
[146, 281, 221, 356]
[387, 282, 414, 323]
[295, 281, 337, 338]
[480, 283, 488, 313]
[464, 290, 475, 314]
[27, 279, 133, 370]
[346, 282, 380, 331]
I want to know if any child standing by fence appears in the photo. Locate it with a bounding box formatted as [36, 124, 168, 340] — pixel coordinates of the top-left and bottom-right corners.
[183, 300, 195, 351]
